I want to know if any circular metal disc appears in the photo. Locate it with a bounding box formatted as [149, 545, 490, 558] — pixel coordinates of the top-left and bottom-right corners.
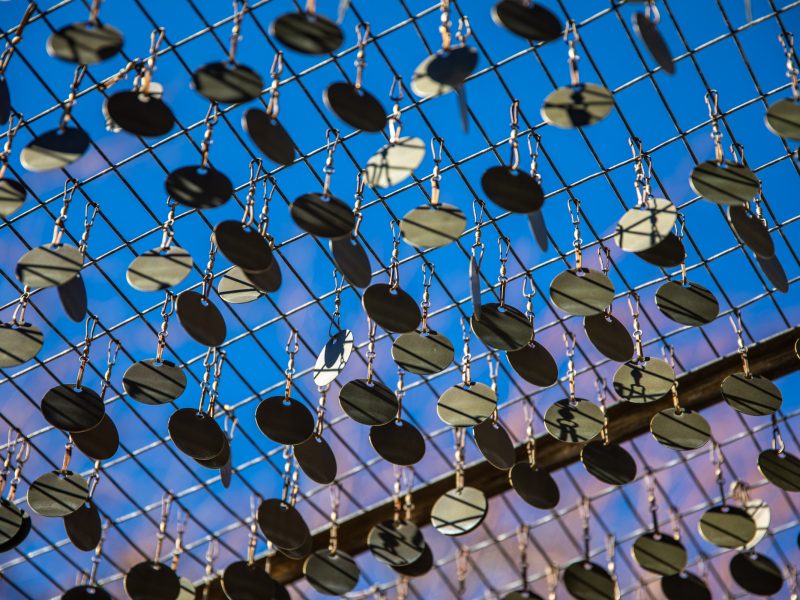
[633, 13, 675, 73]
[330, 237, 372, 288]
[765, 97, 800, 140]
[0, 507, 30, 552]
[257, 498, 310, 551]
[275, 533, 312, 561]
[614, 198, 678, 252]
[541, 83, 614, 129]
[491, 0, 562, 42]
[339, 378, 397, 426]
[16, 244, 84, 289]
[427, 47, 478, 87]
[271, 12, 343, 55]
[661, 571, 711, 600]
[0, 322, 44, 368]
[194, 437, 230, 470]
[698, 505, 756, 548]
[27, 471, 89, 517]
[613, 357, 675, 404]
[507, 342, 558, 387]
[758, 449, 800, 492]
[437, 382, 497, 427]
[430, 486, 488, 536]
[294, 436, 337, 485]
[362, 283, 421, 333]
[583, 313, 634, 362]
[369, 420, 426, 466]
[470, 303, 532, 351]
[62, 585, 113, 600]
[367, 520, 425, 567]
[242, 108, 295, 166]
[290, 192, 355, 239]
[756, 252, 789, 293]
[729, 551, 783, 596]
[221, 560, 276, 600]
[392, 543, 434, 578]
[168, 408, 226, 460]
[304, 549, 360, 595]
[400, 203, 466, 249]
[0, 177, 27, 218]
[655, 280, 719, 327]
[549, 268, 615, 316]
[20, 127, 91, 172]
[365, 136, 426, 189]
[41, 384, 105, 433]
[473, 419, 515, 470]
[255, 396, 315, 445]
[176, 290, 226, 347]
[47, 22, 123, 64]
[391, 330, 454, 375]
[165, 166, 233, 209]
[126, 246, 193, 292]
[0, 499, 24, 546]
[635, 232, 685, 267]
[214, 221, 273, 273]
[64, 501, 101, 551]
[218, 267, 261, 304]
[313, 329, 354, 387]
[123, 359, 187, 405]
[411, 54, 453, 98]
[580, 441, 637, 486]
[324, 82, 386, 132]
[192, 62, 263, 104]
[509, 462, 560, 509]
[246, 258, 282, 293]
[124, 561, 180, 600]
[543, 398, 604, 443]
[689, 160, 759, 206]
[58, 274, 88, 322]
[563, 561, 615, 600]
[721, 372, 782, 416]
[650, 408, 710, 451]
[632, 532, 687, 575]
[728, 206, 774, 258]
[104, 91, 175, 137]
[481, 166, 545, 214]
[71, 413, 120, 460]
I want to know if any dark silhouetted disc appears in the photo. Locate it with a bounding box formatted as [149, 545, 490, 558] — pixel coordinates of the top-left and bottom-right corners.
[730, 552, 783, 596]
[543, 398, 603, 443]
[365, 136, 426, 188]
[64, 501, 101, 551]
[16, 244, 84, 289]
[528, 210, 549, 251]
[0, 322, 44, 367]
[474, 419, 515, 470]
[765, 97, 800, 140]
[47, 22, 123, 64]
[650, 408, 710, 451]
[194, 437, 230, 469]
[41, 384, 104, 433]
[502, 592, 544, 600]
[721, 372, 782, 416]
[330, 237, 372, 288]
[507, 342, 558, 387]
[634, 13, 674, 73]
[400, 203, 466, 249]
[290, 192, 354, 239]
[58, 274, 87, 322]
[655, 280, 719, 327]
[437, 382, 497, 427]
[613, 357, 674, 403]
[246, 258, 282, 293]
[580, 441, 637, 485]
[72, 414, 119, 460]
[271, 12, 343, 55]
[123, 359, 187, 405]
[756, 253, 789, 293]
[690, 160, 759, 206]
[541, 84, 614, 128]
[758, 449, 800, 492]
[367, 520, 425, 567]
[635, 232, 685, 267]
[218, 267, 261, 304]
[391, 330, 454, 375]
[632, 532, 687, 575]
[370, 420, 425, 466]
[427, 46, 478, 87]
[615, 198, 677, 252]
[176, 290, 226, 347]
[304, 549, 359, 595]
[491, 0, 562, 42]
[431, 486, 487, 536]
[255, 396, 314, 445]
[126, 246, 192, 292]
[257, 498, 310, 551]
[564, 562, 615, 600]
[470, 303, 532, 351]
[324, 83, 386, 132]
[509, 462, 559, 509]
[313, 329, 354, 387]
[242, 108, 295, 165]
[27, 471, 88, 517]
[275, 532, 312, 561]
[124, 561, 180, 600]
[0, 506, 29, 552]
[295, 436, 337, 485]
[728, 205, 774, 258]
[583, 313, 634, 362]
[104, 91, 175, 137]
[165, 166, 233, 209]
[168, 408, 226, 460]
[339, 378, 397, 426]
[698, 505, 756, 548]
[549, 268, 615, 316]
[0, 499, 24, 546]
[0, 177, 26, 217]
[362, 283, 421, 333]
[392, 543, 434, 577]
[0, 76, 8, 125]
[411, 54, 452, 98]
[20, 127, 90, 172]
[481, 166, 544, 214]
[214, 221, 273, 273]
[193, 62, 263, 104]
[661, 571, 711, 600]
[222, 560, 276, 600]
[62, 585, 113, 600]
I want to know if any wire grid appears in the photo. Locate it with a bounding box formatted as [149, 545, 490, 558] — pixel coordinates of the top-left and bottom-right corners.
[0, 0, 799, 598]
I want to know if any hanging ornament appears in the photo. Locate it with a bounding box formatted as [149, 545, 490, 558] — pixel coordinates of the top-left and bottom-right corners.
[370, 369, 426, 466]
[0, 115, 26, 217]
[0, 287, 44, 368]
[368, 468, 426, 567]
[176, 235, 227, 347]
[631, 473, 688, 576]
[294, 386, 337, 485]
[510, 402, 559, 509]
[563, 503, 617, 600]
[765, 33, 800, 140]
[491, 0, 561, 43]
[271, 0, 344, 55]
[473, 354, 515, 471]
[330, 172, 372, 288]
[47, 0, 123, 64]
[0, 434, 31, 552]
[61, 518, 112, 599]
[632, 0, 675, 74]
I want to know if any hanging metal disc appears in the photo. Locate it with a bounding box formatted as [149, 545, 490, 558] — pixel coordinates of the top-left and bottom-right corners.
[633, 12, 675, 73]
[214, 221, 274, 273]
[126, 246, 193, 292]
[27, 471, 89, 517]
[613, 357, 675, 404]
[580, 441, 637, 486]
[728, 206, 774, 258]
[276, 533, 312, 560]
[430, 486, 488, 536]
[62, 585, 113, 600]
[541, 84, 614, 129]
[0, 506, 30, 552]
[242, 108, 296, 166]
[756, 252, 789, 293]
[632, 532, 687, 576]
[661, 571, 711, 600]
[122, 359, 187, 405]
[165, 166, 233, 210]
[501, 591, 545, 600]
[411, 54, 453, 98]
[437, 382, 497, 427]
[391, 330, 454, 375]
[481, 166, 545, 214]
[104, 91, 175, 137]
[194, 437, 230, 470]
[729, 551, 784, 596]
[176, 290, 226, 347]
[369, 420, 426, 466]
[507, 342, 558, 387]
[721, 372, 782, 416]
[63, 500, 101, 552]
[324, 82, 387, 132]
[313, 329, 354, 387]
[47, 22, 123, 64]
[0, 177, 26, 218]
[330, 237, 372, 288]
[583, 313, 634, 362]
[339, 378, 397, 426]
[470, 303, 532, 351]
[392, 543, 434, 578]
[245, 258, 282, 293]
[549, 268, 615, 316]
[650, 408, 711, 451]
[427, 46, 478, 87]
[58, 274, 88, 322]
[698, 505, 756, 548]
[218, 267, 261, 304]
[491, 0, 562, 42]
[270, 12, 343, 55]
[40, 384, 105, 433]
[655, 280, 719, 327]
[124, 561, 180, 600]
[563, 561, 615, 600]
[20, 126, 91, 172]
[168, 408, 226, 460]
[0, 322, 44, 368]
[543, 398, 604, 443]
[635, 232, 685, 267]
[400, 203, 466, 249]
[221, 560, 276, 600]
[290, 192, 355, 239]
[689, 160, 759, 206]
[509, 462, 560, 509]
[0, 499, 24, 546]
[294, 436, 337, 485]
[192, 62, 263, 104]
[257, 498, 310, 551]
[367, 520, 425, 567]
[16, 244, 84, 289]
[365, 136, 427, 189]
[255, 396, 315, 445]
[362, 283, 421, 333]
[72, 414, 119, 461]
[757, 449, 800, 492]
[765, 97, 800, 140]
[304, 549, 360, 596]
[614, 198, 678, 252]
[473, 419, 516, 471]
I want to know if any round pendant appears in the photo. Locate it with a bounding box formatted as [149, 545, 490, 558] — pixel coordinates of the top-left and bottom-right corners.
[543, 398, 604, 443]
[632, 532, 687, 575]
[369, 420, 426, 466]
[168, 409, 226, 460]
[0, 505, 29, 552]
[689, 160, 759, 205]
[0, 177, 27, 218]
[473, 419, 516, 471]
[290, 192, 355, 239]
[362, 283, 421, 333]
[218, 267, 261, 304]
[698, 505, 756, 548]
[276, 533, 312, 561]
[0, 322, 44, 367]
[194, 438, 230, 470]
[411, 54, 453, 98]
[655, 280, 719, 327]
[41, 384, 105, 433]
[549, 268, 615, 316]
[392, 543, 434, 578]
[613, 357, 675, 403]
[720, 372, 782, 416]
[242, 108, 295, 166]
[165, 166, 233, 209]
[124, 561, 180, 600]
[427, 46, 478, 87]
[541, 83, 614, 128]
[509, 462, 560, 509]
[563, 561, 615, 600]
[64, 500, 102, 551]
[400, 203, 466, 249]
[257, 498, 310, 551]
[324, 82, 386, 132]
[27, 471, 89, 517]
[661, 571, 710, 600]
[313, 329, 354, 387]
[367, 520, 425, 567]
[245, 259, 282, 294]
[756, 253, 789, 293]
[635, 232, 685, 267]
[176, 291, 226, 347]
[491, 0, 561, 42]
[255, 396, 314, 445]
[192, 62, 263, 104]
[365, 136, 426, 189]
[728, 206, 774, 258]
[294, 436, 337, 485]
[633, 12, 675, 73]
[304, 549, 360, 595]
[470, 303, 532, 351]
[583, 313, 634, 362]
[650, 408, 710, 451]
[330, 237, 372, 288]
[614, 198, 677, 252]
[391, 329, 454, 375]
[0, 499, 25, 546]
[20, 127, 91, 172]
[123, 359, 187, 405]
[758, 449, 800, 492]
[729, 551, 783, 596]
[271, 12, 343, 55]
[126, 246, 193, 292]
[765, 97, 800, 140]
[58, 274, 87, 322]
[16, 244, 83, 289]
[214, 221, 273, 273]
[437, 382, 497, 427]
[339, 378, 397, 426]
[481, 166, 544, 214]
[580, 441, 637, 486]
[71, 414, 119, 461]
[507, 342, 558, 387]
[63, 585, 113, 600]
[430, 486, 488, 536]
[47, 22, 123, 64]
[501, 592, 545, 600]
[221, 560, 276, 600]
[104, 90, 175, 137]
